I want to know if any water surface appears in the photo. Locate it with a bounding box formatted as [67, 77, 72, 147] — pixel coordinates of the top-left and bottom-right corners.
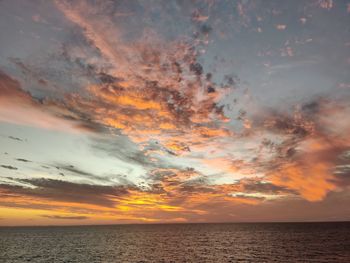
[1, 222, 349, 262]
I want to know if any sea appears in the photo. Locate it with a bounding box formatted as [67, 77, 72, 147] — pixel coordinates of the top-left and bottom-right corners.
[0, 222, 349, 262]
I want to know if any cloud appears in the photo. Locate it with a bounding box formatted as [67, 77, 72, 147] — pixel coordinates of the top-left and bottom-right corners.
[54, 0, 233, 151]
[0, 178, 130, 208]
[15, 158, 31, 163]
[8, 136, 23, 142]
[241, 179, 293, 195]
[1, 165, 18, 170]
[0, 70, 101, 134]
[52, 163, 130, 185]
[40, 215, 89, 220]
[254, 98, 350, 201]
[0, 0, 349, 224]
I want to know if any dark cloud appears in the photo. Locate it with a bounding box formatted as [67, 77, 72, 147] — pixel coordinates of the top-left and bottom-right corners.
[57, 164, 104, 180]
[92, 136, 161, 169]
[302, 100, 321, 115]
[56, 109, 106, 133]
[98, 72, 120, 84]
[242, 180, 294, 195]
[0, 178, 132, 207]
[15, 158, 31, 163]
[1, 165, 18, 170]
[8, 136, 23, 142]
[74, 121, 105, 133]
[178, 184, 216, 195]
[144, 168, 217, 197]
[52, 163, 131, 185]
[199, 24, 212, 35]
[189, 62, 203, 76]
[262, 112, 311, 138]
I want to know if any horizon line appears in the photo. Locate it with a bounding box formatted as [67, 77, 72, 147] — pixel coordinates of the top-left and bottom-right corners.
[1, 220, 350, 228]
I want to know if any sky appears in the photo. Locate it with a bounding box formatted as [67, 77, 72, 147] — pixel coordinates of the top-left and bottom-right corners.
[0, 0, 349, 226]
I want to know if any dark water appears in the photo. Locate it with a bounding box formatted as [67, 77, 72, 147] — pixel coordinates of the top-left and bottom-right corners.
[1, 222, 350, 263]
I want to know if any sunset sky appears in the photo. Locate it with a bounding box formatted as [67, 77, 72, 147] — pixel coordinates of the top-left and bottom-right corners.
[0, 0, 350, 226]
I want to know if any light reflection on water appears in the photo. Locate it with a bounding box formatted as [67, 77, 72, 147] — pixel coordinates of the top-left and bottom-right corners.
[1, 222, 349, 262]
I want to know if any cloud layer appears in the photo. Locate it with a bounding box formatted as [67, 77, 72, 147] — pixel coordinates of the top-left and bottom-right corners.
[0, 0, 349, 224]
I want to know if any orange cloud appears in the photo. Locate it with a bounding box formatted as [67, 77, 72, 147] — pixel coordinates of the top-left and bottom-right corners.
[268, 162, 335, 201]
[264, 100, 350, 201]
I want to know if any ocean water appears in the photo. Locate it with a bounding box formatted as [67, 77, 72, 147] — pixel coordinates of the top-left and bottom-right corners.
[0, 222, 349, 262]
